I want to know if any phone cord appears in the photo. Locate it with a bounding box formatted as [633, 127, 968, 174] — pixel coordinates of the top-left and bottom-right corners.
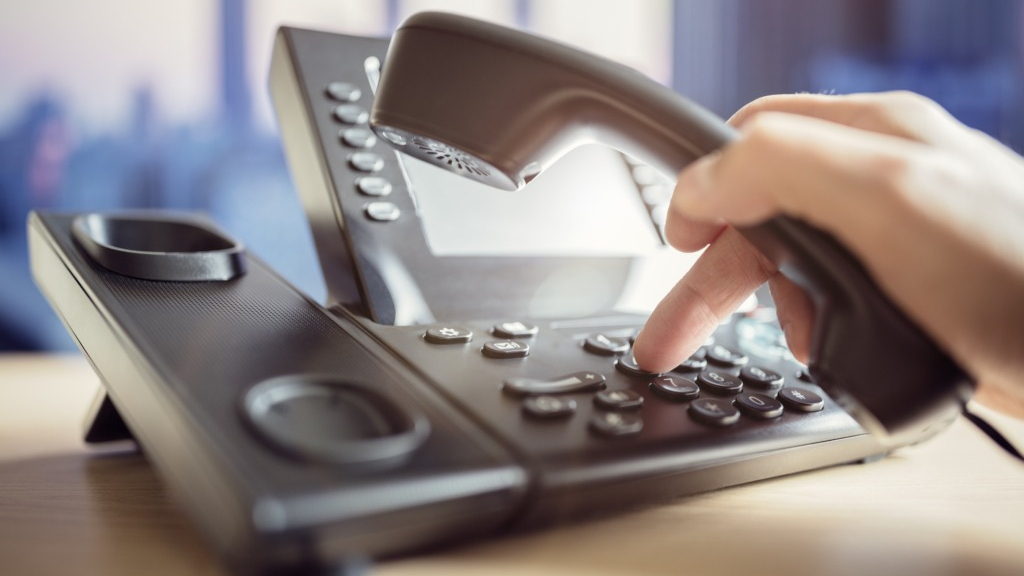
[962, 406, 1024, 463]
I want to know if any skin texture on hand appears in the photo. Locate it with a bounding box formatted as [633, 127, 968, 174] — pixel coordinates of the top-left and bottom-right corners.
[631, 92, 1024, 418]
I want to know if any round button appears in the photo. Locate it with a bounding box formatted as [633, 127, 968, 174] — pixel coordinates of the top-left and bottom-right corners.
[583, 333, 630, 355]
[739, 366, 784, 389]
[675, 353, 707, 372]
[615, 356, 659, 377]
[492, 321, 538, 338]
[594, 389, 644, 411]
[482, 340, 530, 359]
[735, 392, 784, 419]
[697, 370, 743, 395]
[325, 82, 362, 102]
[356, 177, 393, 197]
[340, 127, 377, 148]
[333, 104, 369, 124]
[589, 411, 643, 438]
[349, 152, 384, 172]
[365, 202, 400, 222]
[424, 326, 472, 344]
[706, 345, 748, 367]
[522, 396, 576, 419]
[689, 398, 741, 427]
[778, 387, 825, 412]
[649, 375, 700, 402]
[796, 369, 815, 383]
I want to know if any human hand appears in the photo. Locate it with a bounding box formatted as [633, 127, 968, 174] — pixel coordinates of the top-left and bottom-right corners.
[631, 91, 1024, 418]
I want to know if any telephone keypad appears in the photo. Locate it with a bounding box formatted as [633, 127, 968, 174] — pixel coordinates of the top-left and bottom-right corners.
[778, 388, 825, 412]
[740, 366, 784, 389]
[649, 375, 700, 402]
[706, 345, 749, 367]
[689, 398, 741, 427]
[697, 370, 744, 395]
[583, 333, 630, 356]
[614, 355, 658, 377]
[735, 392, 784, 419]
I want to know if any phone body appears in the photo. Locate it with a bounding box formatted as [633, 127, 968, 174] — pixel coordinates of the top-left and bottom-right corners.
[25, 24, 959, 576]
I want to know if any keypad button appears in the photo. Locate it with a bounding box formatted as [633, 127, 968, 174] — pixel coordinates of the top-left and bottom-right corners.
[706, 345, 749, 367]
[333, 104, 369, 124]
[594, 389, 644, 411]
[675, 353, 707, 372]
[492, 321, 539, 339]
[482, 340, 530, 359]
[349, 152, 384, 172]
[778, 387, 825, 412]
[583, 333, 630, 356]
[615, 356, 659, 377]
[689, 398, 741, 427]
[697, 370, 743, 395]
[735, 392, 784, 419]
[424, 326, 472, 344]
[503, 371, 606, 397]
[589, 411, 643, 437]
[740, 366, 784, 389]
[356, 176, 392, 197]
[649, 375, 700, 402]
[365, 202, 400, 222]
[325, 82, 362, 102]
[340, 127, 377, 148]
[522, 396, 576, 419]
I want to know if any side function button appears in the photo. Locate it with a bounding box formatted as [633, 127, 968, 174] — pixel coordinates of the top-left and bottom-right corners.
[482, 340, 530, 359]
[325, 82, 362, 102]
[594, 389, 644, 411]
[615, 356, 659, 377]
[735, 393, 784, 419]
[333, 104, 369, 124]
[697, 370, 743, 395]
[349, 152, 384, 172]
[522, 396, 576, 419]
[589, 411, 643, 438]
[340, 127, 377, 148]
[424, 326, 472, 344]
[583, 333, 630, 355]
[503, 371, 606, 397]
[740, 366, 784, 389]
[650, 375, 700, 402]
[689, 398, 741, 427]
[356, 176, 392, 197]
[492, 321, 539, 339]
[706, 345, 749, 367]
[365, 202, 400, 222]
[676, 353, 707, 372]
[778, 387, 825, 412]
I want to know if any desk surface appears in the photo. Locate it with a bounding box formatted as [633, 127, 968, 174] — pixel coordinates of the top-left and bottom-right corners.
[1, 353, 1022, 576]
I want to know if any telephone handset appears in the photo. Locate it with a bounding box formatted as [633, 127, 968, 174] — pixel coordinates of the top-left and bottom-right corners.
[369, 12, 974, 442]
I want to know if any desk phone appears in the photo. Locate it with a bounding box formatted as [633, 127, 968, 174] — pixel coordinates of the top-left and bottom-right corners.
[28, 14, 969, 576]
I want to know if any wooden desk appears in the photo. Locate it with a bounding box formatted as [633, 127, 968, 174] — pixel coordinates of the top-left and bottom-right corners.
[2, 353, 1022, 576]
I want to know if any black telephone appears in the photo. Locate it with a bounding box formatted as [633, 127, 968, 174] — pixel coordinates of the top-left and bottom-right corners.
[26, 13, 971, 575]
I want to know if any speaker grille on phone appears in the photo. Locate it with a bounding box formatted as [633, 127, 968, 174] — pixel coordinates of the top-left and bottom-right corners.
[412, 136, 491, 177]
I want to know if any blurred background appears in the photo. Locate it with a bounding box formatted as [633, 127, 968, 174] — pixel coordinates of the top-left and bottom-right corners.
[1, 0, 1021, 351]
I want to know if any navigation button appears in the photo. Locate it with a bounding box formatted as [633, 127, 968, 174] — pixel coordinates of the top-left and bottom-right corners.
[522, 396, 576, 419]
[424, 326, 472, 344]
[503, 371, 606, 397]
[583, 333, 630, 355]
[482, 340, 530, 359]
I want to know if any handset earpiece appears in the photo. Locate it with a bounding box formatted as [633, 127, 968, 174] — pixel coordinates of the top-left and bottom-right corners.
[369, 11, 974, 444]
